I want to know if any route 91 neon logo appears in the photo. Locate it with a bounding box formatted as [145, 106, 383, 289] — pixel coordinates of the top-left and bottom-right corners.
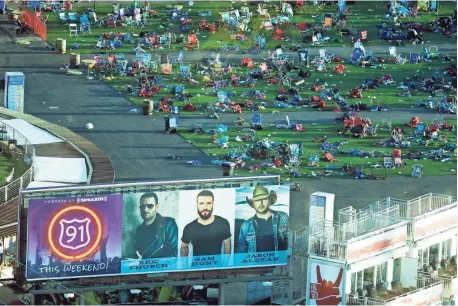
[47, 206, 102, 261]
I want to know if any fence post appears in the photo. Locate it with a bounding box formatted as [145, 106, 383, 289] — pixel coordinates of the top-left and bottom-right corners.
[20, 176, 23, 189]
[4, 186, 7, 202]
[406, 200, 411, 218]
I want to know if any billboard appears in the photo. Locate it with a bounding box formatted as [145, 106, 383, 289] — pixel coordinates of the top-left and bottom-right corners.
[26, 185, 290, 280]
[306, 259, 346, 306]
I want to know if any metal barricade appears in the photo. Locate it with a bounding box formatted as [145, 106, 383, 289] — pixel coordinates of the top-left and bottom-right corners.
[21, 8, 47, 43]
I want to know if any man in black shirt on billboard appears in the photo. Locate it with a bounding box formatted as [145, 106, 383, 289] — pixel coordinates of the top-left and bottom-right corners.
[181, 190, 231, 259]
[135, 192, 178, 259]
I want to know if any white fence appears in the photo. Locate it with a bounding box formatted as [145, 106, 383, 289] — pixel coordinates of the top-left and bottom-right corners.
[0, 122, 35, 204]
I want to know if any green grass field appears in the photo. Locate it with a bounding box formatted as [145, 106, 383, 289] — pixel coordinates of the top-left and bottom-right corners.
[42, 1, 456, 54]
[104, 58, 455, 112]
[179, 121, 457, 178]
[0, 152, 29, 186]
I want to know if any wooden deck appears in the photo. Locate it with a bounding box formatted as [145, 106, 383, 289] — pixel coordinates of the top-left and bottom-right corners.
[0, 107, 115, 236]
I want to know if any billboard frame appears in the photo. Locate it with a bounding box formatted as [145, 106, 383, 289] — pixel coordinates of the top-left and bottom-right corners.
[17, 175, 284, 286]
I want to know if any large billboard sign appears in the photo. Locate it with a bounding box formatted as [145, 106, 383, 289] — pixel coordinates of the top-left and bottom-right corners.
[26, 185, 290, 280]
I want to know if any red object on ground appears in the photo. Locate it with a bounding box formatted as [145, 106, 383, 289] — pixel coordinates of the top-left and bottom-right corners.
[411, 116, 420, 128]
[393, 149, 402, 157]
[350, 88, 363, 98]
[298, 22, 306, 31]
[324, 153, 335, 162]
[344, 118, 354, 127]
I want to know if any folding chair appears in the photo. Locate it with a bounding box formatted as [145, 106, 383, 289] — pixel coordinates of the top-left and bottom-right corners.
[179, 65, 191, 79]
[68, 12, 77, 22]
[107, 16, 116, 28]
[69, 23, 78, 37]
[414, 123, 425, 136]
[107, 54, 116, 67]
[429, 46, 439, 58]
[79, 14, 91, 33]
[59, 12, 67, 24]
[188, 34, 199, 49]
[384, 157, 394, 168]
[353, 117, 362, 126]
[409, 52, 420, 63]
[134, 13, 144, 29]
[250, 113, 262, 129]
[389, 46, 397, 57]
[411, 164, 424, 178]
[217, 91, 229, 103]
[276, 116, 290, 129]
[319, 49, 327, 59]
[162, 64, 172, 74]
[312, 35, 323, 46]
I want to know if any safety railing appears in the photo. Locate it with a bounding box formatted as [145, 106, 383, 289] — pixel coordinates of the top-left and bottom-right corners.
[292, 225, 309, 255]
[20, 7, 47, 43]
[0, 122, 35, 204]
[408, 193, 456, 218]
[271, 277, 307, 305]
[419, 271, 457, 299]
[308, 236, 347, 261]
[346, 294, 386, 305]
[346, 274, 443, 305]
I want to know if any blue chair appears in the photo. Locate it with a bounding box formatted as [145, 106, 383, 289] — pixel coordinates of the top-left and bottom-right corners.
[411, 164, 424, 178]
[58, 12, 67, 23]
[217, 91, 229, 103]
[180, 66, 191, 78]
[68, 12, 77, 21]
[415, 123, 425, 136]
[250, 113, 262, 128]
[80, 14, 90, 24]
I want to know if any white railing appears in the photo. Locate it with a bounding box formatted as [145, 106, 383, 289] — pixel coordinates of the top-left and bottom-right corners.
[419, 271, 457, 299]
[346, 274, 443, 305]
[292, 225, 309, 255]
[0, 122, 35, 204]
[408, 193, 456, 218]
[271, 277, 307, 305]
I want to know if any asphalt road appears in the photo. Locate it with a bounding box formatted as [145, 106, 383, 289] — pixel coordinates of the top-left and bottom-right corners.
[0, 20, 455, 215]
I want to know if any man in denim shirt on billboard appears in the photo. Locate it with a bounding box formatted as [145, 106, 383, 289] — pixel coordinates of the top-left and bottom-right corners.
[237, 186, 288, 253]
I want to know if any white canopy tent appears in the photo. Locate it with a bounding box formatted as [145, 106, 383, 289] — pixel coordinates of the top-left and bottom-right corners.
[33, 157, 88, 184]
[26, 181, 75, 189]
[1, 119, 63, 145]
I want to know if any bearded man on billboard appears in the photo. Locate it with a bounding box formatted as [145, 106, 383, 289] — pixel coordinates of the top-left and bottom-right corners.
[135, 192, 178, 259]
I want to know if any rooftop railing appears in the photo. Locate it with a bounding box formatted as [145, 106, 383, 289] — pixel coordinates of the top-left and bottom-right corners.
[0, 122, 35, 205]
[346, 274, 443, 305]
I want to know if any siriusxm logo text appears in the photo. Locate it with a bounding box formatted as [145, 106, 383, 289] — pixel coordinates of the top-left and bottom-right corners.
[77, 196, 107, 203]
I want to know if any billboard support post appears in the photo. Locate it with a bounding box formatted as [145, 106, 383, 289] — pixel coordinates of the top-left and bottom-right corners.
[218, 283, 225, 305]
